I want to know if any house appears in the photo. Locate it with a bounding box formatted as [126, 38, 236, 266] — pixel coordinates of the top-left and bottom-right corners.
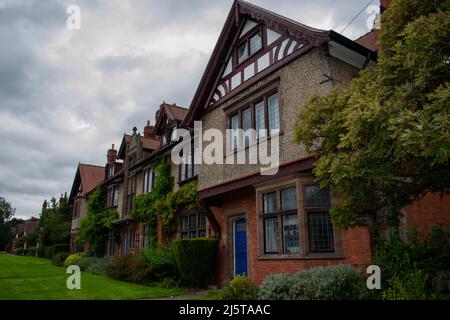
[104, 102, 216, 256]
[182, 0, 378, 285]
[68, 163, 105, 253]
[10, 217, 40, 253]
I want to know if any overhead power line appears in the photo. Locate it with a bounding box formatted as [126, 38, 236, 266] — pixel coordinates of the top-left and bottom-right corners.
[340, 0, 376, 35]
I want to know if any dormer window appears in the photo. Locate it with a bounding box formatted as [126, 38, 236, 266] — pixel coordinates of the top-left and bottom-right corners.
[236, 28, 262, 65]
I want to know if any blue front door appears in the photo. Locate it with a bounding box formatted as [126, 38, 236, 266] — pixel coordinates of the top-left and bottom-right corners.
[234, 218, 247, 276]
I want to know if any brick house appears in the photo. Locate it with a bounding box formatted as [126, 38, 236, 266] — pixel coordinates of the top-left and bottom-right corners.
[103, 103, 215, 256]
[181, 0, 378, 285]
[10, 217, 40, 253]
[68, 163, 105, 253]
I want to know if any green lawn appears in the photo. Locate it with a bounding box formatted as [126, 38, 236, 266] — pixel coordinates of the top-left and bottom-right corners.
[0, 252, 185, 300]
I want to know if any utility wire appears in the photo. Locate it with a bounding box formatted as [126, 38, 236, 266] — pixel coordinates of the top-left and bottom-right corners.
[340, 0, 376, 34]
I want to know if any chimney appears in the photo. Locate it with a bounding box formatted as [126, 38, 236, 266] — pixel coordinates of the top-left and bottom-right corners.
[107, 144, 117, 164]
[144, 120, 157, 139]
[42, 200, 47, 211]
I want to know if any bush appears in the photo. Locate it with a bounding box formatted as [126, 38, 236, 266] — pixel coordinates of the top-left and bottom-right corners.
[53, 244, 69, 255]
[75, 257, 98, 271]
[259, 265, 363, 300]
[16, 248, 24, 256]
[106, 254, 152, 284]
[172, 238, 218, 287]
[290, 265, 363, 300]
[221, 276, 259, 300]
[142, 244, 179, 282]
[258, 273, 295, 300]
[64, 253, 85, 268]
[27, 247, 37, 257]
[374, 227, 450, 300]
[86, 256, 112, 275]
[52, 252, 69, 267]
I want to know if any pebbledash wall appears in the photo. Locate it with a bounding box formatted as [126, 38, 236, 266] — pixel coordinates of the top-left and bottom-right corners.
[198, 47, 358, 190]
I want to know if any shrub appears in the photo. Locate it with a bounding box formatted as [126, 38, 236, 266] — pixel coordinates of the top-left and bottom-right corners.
[86, 256, 112, 275]
[142, 244, 179, 282]
[27, 247, 37, 257]
[221, 276, 259, 300]
[52, 252, 69, 267]
[374, 227, 450, 299]
[75, 257, 99, 271]
[258, 273, 295, 300]
[259, 265, 363, 300]
[382, 269, 429, 300]
[172, 238, 218, 287]
[106, 254, 152, 284]
[53, 244, 69, 255]
[16, 248, 24, 256]
[64, 253, 85, 268]
[290, 265, 363, 300]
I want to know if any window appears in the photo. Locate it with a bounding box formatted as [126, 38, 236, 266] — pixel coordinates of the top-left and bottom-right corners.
[258, 182, 334, 256]
[249, 33, 262, 55]
[142, 224, 152, 249]
[180, 211, 207, 239]
[143, 168, 154, 193]
[126, 176, 136, 213]
[73, 202, 80, 219]
[107, 185, 119, 208]
[236, 29, 262, 65]
[129, 229, 136, 249]
[108, 165, 115, 178]
[304, 185, 334, 252]
[261, 187, 299, 254]
[179, 142, 200, 183]
[162, 134, 167, 146]
[228, 91, 279, 150]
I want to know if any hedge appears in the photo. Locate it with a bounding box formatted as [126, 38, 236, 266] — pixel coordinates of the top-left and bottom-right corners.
[172, 238, 218, 287]
[53, 244, 70, 255]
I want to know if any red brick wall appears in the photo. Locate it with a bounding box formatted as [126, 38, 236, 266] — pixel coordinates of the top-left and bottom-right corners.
[405, 193, 450, 233]
[211, 188, 373, 286]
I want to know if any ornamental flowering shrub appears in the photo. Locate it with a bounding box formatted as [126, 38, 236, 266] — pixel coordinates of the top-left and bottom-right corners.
[221, 276, 259, 300]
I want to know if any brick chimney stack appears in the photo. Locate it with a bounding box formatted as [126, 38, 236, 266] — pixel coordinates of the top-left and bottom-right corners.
[143, 120, 157, 140]
[107, 144, 117, 164]
[42, 200, 47, 211]
[59, 194, 66, 207]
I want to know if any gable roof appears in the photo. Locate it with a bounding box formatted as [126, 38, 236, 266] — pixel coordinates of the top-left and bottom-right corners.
[69, 163, 104, 200]
[154, 102, 188, 134]
[118, 132, 161, 159]
[182, 0, 376, 126]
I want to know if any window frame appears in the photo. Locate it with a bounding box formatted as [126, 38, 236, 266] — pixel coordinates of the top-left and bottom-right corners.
[256, 176, 342, 260]
[234, 26, 263, 67]
[226, 83, 280, 151]
[178, 141, 199, 184]
[179, 211, 207, 239]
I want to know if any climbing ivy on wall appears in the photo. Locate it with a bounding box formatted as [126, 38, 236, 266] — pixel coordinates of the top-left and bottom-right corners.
[132, 157, 200, 242]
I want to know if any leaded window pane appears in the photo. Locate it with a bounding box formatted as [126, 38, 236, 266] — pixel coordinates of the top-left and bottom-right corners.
[237, 42, 248, 64]
[263, 192, 277, 213]
[268, 93, 280, 135]
[242, 107, 251, 146]
[230, 114, 239, 150]
[264, 217, 278, 253]
[283, 214, 299, 253]
[305, 185, 331, 207]
[281, 187, 297, 211]
[249, 33, 262, 55]
[308, 212, 334, 252]
[255, 101, 266, 139]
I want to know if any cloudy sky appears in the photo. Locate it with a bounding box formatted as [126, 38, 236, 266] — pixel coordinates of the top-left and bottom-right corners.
[0, 0, 379, 219]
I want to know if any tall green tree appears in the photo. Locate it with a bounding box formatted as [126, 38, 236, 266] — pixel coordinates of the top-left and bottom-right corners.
[77, 187, 118, 256]
[294, 0, 450, 229]
[40, 195, 71, 246]
[0, 196, 16, 250]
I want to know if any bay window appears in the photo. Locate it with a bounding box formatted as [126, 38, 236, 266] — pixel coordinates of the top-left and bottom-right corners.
[258, 179, 336, 257]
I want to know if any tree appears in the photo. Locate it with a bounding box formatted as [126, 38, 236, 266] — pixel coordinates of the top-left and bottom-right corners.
[77, 187, 118, 256]
[294, 0, 450, 229]
[0, 196, 16, 250]
[40, 195, 71, 246]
